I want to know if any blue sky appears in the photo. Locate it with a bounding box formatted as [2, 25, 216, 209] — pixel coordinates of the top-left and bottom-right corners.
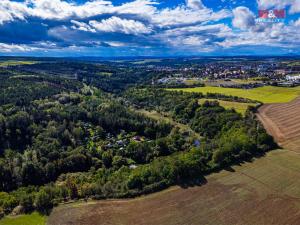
[0, 0, 299, 57]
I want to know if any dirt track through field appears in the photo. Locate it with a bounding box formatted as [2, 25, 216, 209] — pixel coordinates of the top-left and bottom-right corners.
[257, 97, 300, 152]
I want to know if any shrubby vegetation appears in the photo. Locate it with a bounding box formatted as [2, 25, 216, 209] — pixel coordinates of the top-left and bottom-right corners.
[0, 74, 276, 217]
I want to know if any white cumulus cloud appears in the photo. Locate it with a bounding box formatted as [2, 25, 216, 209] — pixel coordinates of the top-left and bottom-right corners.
[257, 0, 300, 14]
[89, 16, 152, 35]
[71, 20, 96, 33]
[232, 7, 255, 30]
[0, 0, 28, 24]
[0, 42, 38, 52]
[185, 0, 205, 10]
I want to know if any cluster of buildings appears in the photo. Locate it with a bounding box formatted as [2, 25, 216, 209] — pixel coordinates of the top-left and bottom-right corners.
[153, 60, 300, 88]
[277, 74, 300, 87]
[286, 75, 300, 81]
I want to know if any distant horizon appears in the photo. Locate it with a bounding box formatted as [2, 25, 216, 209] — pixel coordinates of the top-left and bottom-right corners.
[1, 54, 300, 59]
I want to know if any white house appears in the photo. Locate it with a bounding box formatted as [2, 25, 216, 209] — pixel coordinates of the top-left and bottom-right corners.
[286, 75, 300, 81]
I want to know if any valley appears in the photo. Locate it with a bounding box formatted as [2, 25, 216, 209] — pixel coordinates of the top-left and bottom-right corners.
[0, 57, 299, 225]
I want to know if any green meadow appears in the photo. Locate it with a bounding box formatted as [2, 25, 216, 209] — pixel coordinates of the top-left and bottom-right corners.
[0, 61, 37, 67]
[198, 99, 257, 115]
[168, 86, 300, 103]
[0, 212, 46, 225]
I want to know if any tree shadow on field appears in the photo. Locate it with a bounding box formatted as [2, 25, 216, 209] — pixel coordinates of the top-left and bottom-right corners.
[224, 167, 235, 172]
[178, 175, 207, 189]
[216, 149, 278, 174]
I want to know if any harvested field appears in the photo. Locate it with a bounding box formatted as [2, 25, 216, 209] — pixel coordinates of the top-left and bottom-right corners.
[48, 150, 300, 225]
[257, 97, 300, 152]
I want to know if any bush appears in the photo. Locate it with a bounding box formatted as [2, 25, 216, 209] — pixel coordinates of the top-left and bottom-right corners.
[19, 194, 34, 213]
[0, 207, 4, 219]
[34, 190, 53, 214]
[0, 192, 18, 214]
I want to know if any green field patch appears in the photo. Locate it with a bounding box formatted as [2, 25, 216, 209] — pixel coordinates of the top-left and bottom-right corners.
[204, 78, 263, 87]
[135, 109, 201, 139]
[283, 61, 300, 66]
[9, 75, 40, 79]
[198, 99, 257, 115]
[96, 72, 113, 77]
[0, 61, 37, 67]
[0, 212, 46, 225]
[183, 79, 203, 86]
[231, 78, 264, 84]
[132, 59, 163, 64]
[168, 86, 300, 103]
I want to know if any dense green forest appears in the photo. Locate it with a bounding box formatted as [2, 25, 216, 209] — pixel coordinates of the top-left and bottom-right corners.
[0, 63, 276, 217]
[12, 62, 161, 93]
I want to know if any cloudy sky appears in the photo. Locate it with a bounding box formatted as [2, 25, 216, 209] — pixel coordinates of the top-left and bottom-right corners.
[0, 0, 300, 56]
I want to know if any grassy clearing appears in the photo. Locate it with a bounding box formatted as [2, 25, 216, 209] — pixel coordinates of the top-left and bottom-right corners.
[0, 61, 37, 67]
[198, 99, 257, 115]
[0, 212, 46, 225]
[135, 109, 201, 139]
[231, 78, 264, 84]
[283, 61, 300, 66]
[135, 109, 172, 123]
[204, 78, 263, 87]
[168, 86, 300, 103]
[183, 79, 203, 86]
[132, 59, 163, 64]
[9, 75, 40, 79]
[48, 150, 300, 225]
[96, 72, 113, 77]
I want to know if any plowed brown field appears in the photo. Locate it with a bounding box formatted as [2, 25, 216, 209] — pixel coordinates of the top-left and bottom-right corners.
[48, 150, 300, 225]
[257, 97, 300, 152]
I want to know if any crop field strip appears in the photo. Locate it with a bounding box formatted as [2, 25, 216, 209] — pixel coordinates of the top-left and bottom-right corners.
[168, 86, 300, 103]
[0, 61, 38, 67]
[258, 97, 300, 152]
